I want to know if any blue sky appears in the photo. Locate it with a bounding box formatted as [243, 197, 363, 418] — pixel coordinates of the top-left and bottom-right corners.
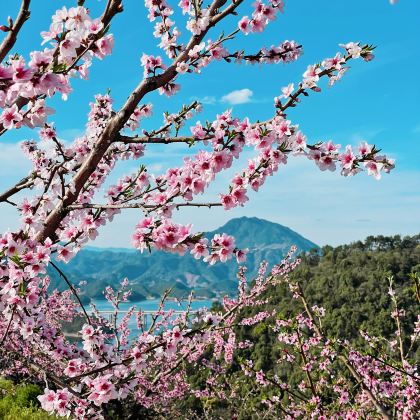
[0, 0, 419, 248]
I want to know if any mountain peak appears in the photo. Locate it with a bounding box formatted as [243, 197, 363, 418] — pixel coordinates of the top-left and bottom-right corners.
[209, 217, 318, 251]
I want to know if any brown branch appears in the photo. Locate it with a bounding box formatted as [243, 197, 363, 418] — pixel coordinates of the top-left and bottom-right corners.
[147, 289, 172, 334]
[339, 356, 391, 420]
[117, 134, 209, 144]
[388, 277, 405, 365]
[35, 0, 245, 244]
[66, 201, 222, 211]
[277, 47, 367, 115]
[0, 0, 31, 63]
[0, 307, 16, 346]
[102, 0, 123, 27]
[6, 350, 81, 398]
[145, 101, 199, 138]
[0, 174, 35, 204]
[296, 327, 319, 400]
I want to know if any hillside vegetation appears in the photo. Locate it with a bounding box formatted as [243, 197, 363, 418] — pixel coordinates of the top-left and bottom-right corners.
[178, 234, 420, 418]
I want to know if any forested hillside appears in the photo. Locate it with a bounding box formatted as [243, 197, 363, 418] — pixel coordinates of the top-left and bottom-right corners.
[177, 234, 420, 418]
[235, 234, 420, 367]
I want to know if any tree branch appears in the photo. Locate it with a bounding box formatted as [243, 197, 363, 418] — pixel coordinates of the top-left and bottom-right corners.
[50, 261, 92, 326]
[35, 0, 245, 244]
[0, 307, 16, 347]
[0, 0, 31, 63]
[0, 174, 35, 204]
[66, 202, 222, 211]
[117, 134, 208, 145]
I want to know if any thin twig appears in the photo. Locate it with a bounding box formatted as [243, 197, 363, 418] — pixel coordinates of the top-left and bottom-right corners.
[0, 174, 35, 204]
[0, 307, 16, 346]
[50, 261, 92, 325]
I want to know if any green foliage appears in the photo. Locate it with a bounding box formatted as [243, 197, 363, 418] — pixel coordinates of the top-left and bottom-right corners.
[234, 234, 420, 374]
[292, 234, 419, 349]
[0, 378, 56, 420]
[175, 234, 420, 416]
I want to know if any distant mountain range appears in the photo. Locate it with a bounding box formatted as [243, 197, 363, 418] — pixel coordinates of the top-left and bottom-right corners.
[50, 217, 319, 301]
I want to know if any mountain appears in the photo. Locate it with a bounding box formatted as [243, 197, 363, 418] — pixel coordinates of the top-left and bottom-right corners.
[50, 217, 319, 300]
[208, 216, 317, 251]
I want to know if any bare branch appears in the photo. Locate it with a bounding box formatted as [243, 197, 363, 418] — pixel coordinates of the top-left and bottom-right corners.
[0, 307, 16, 346]
[0, 0, 31, 63]
[117, 134, 208, 145]
[66, 202, 222, 211]
[0, 174, 35, 204]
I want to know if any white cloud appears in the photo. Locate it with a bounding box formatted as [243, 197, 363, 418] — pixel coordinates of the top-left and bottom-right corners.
[412, 123, 420, 134]
[0, 143, 31, 184]
[57, 128, 86, 145]
[221, 89, 253, 105]
[200, 96, 217, 105]
[149, 163, 163, 172]
[190, 95, 216, 105]
[192, 89, 254, 106]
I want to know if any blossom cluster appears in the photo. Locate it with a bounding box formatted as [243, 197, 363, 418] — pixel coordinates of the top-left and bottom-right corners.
[238, 0, 285, 34]
[133, 217, 245, 265]
[145, 0, 181, 58]
[31, 257, 293, 418]
[0, 5, 114, 133]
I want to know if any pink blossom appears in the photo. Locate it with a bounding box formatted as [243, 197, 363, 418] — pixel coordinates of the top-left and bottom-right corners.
[340, 41, 362, 58]
[303, 64, 321, 88]
[191, 239, 209, 259]
[0, 105, 23, 129]
[87, 375, 118, 406]
[238, 16, 251, 34]
[220, 193, 236, 210]
[280, 83, 294, 98]
[340, 145, 356, 170]
[364, 160, 384, 179]
[96, 34, 114, 58]
[38, 389, 57, 412]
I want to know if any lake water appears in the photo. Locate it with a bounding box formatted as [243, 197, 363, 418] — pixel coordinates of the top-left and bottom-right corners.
[89, 298, 215, 336]
[91, 298, 215, 313]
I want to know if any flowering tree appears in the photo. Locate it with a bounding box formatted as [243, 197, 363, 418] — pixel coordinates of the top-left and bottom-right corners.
[231, 272, 419, 419]
[0, 0, 413, 419]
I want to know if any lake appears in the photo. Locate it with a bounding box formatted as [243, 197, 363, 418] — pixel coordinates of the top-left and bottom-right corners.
[91, 298, 215, 313]
[89, 298, 215, 337]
